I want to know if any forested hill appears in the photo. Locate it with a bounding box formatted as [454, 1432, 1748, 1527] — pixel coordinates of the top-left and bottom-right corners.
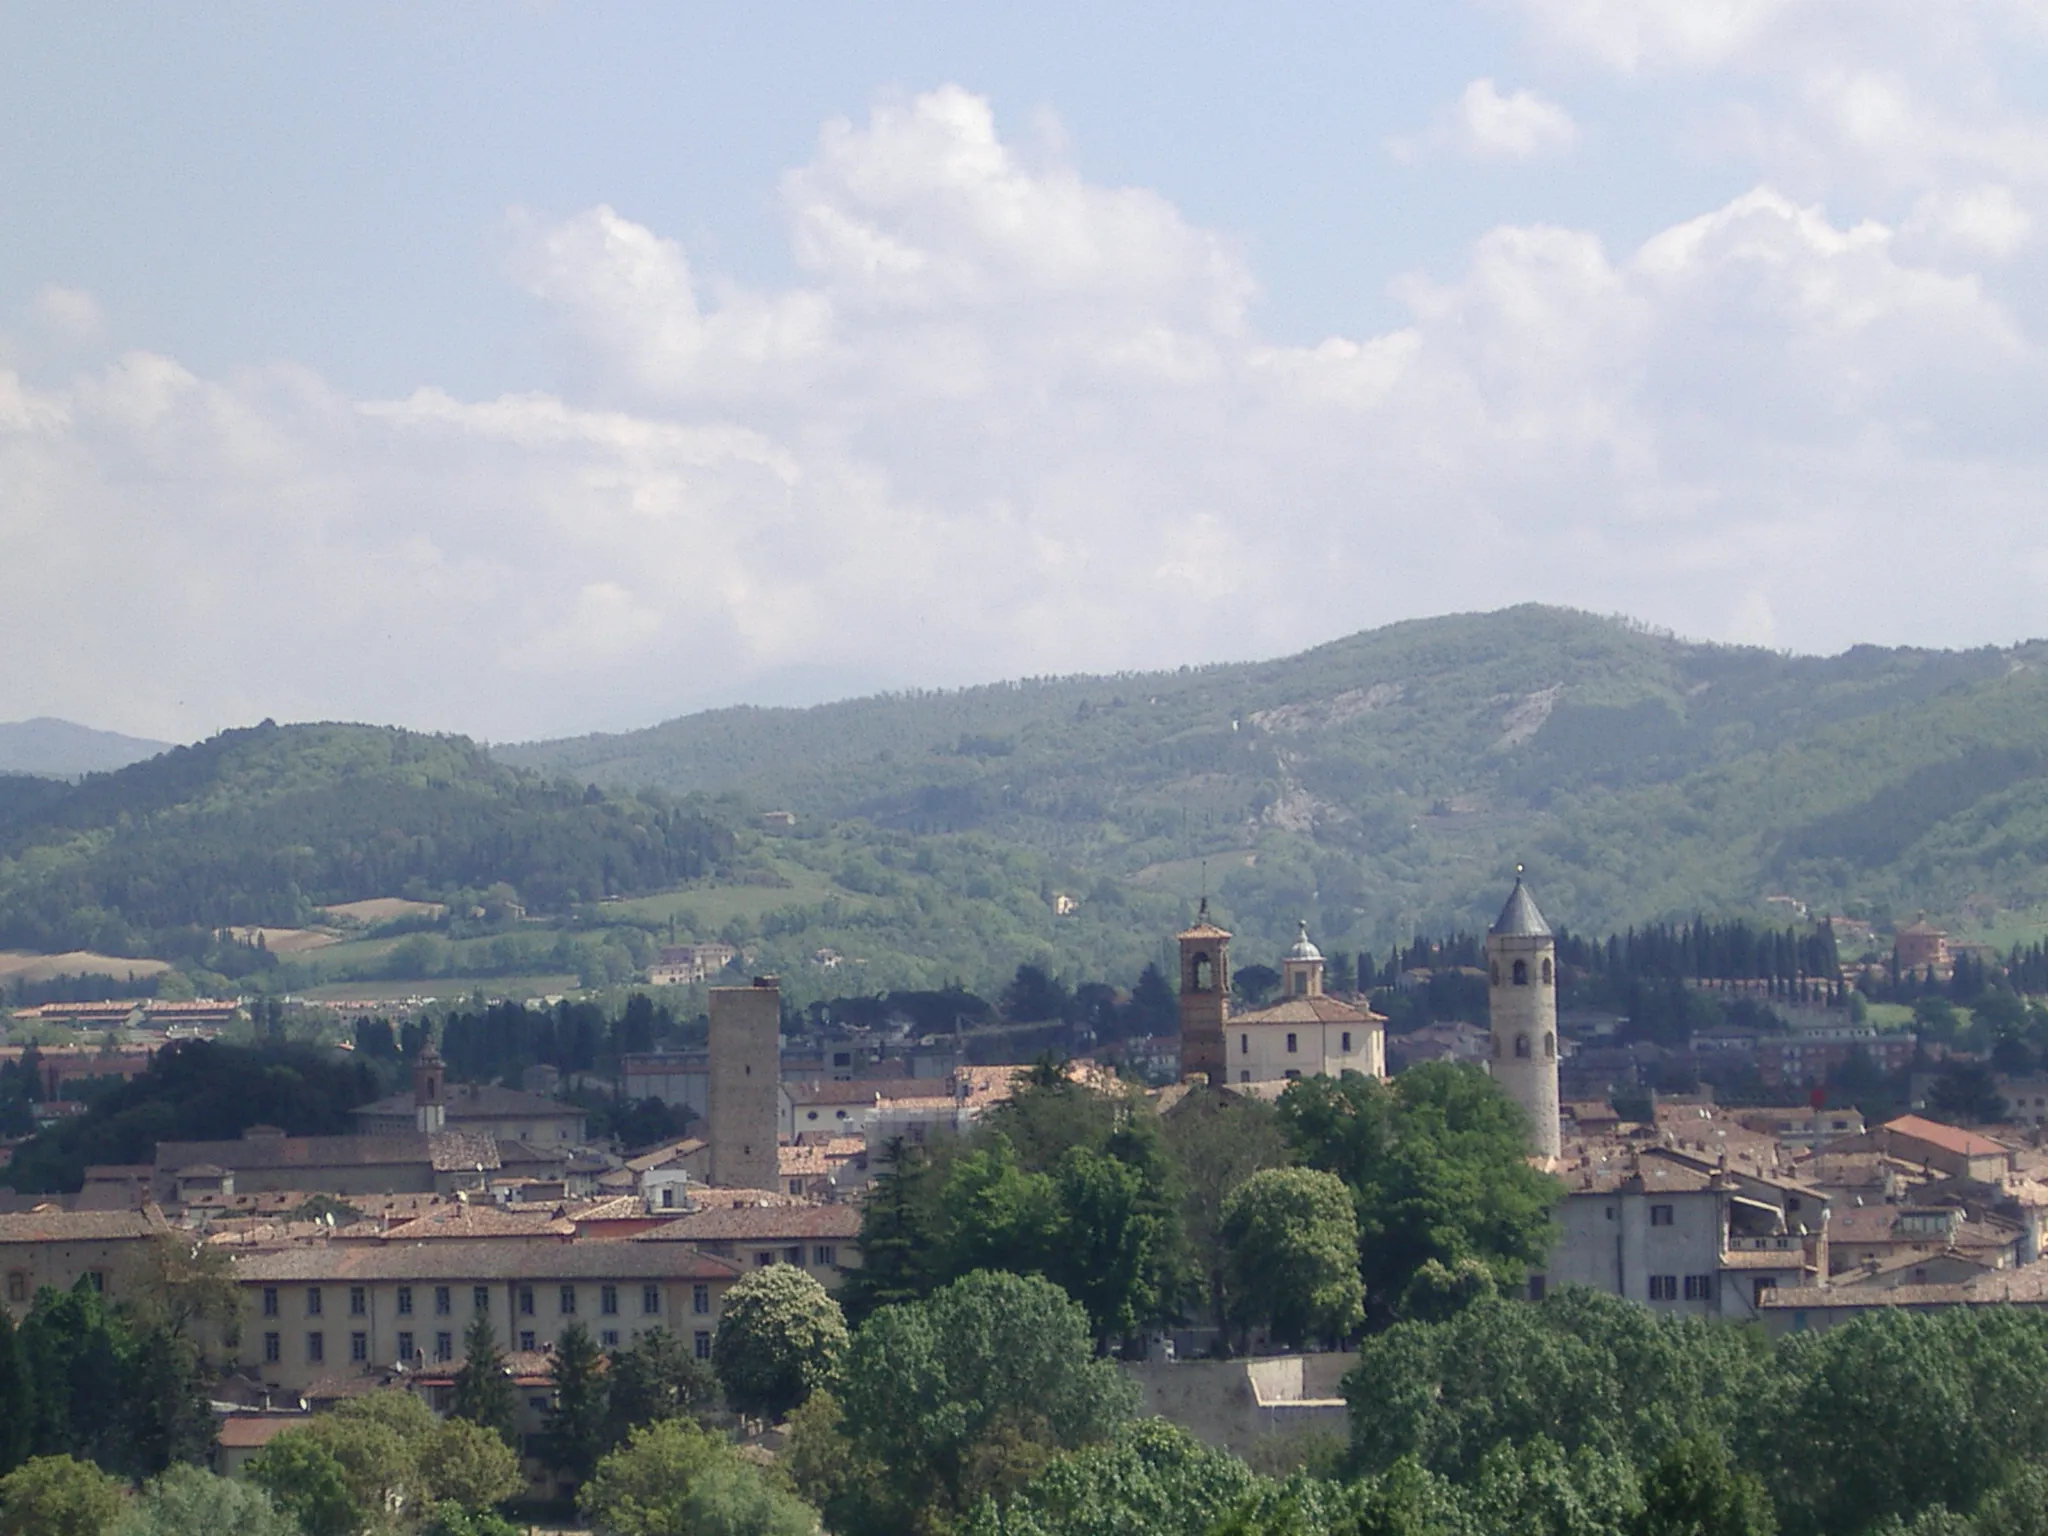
[502, 606, 2048, 939]
[0, 721, 732, 955]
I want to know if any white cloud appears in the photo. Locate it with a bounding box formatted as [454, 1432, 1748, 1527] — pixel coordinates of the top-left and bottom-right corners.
[1392, 79, 1579, 163]
[31, 285, 105, 347]
[5, 85, 2048, 743]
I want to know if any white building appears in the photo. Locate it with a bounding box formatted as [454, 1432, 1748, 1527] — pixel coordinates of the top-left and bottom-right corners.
[1224, 923, 1385, 1085]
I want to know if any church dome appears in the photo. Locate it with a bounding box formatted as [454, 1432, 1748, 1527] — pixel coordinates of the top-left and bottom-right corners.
[1286, 919, 1323, 962]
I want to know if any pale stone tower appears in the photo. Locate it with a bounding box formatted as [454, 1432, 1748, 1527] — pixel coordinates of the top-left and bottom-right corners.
[413, 1039, 446, 1135]
[1177, 901, 1231, 1083]
[1486, 872, 1561, 1160]
[709, 976, 781, 1192]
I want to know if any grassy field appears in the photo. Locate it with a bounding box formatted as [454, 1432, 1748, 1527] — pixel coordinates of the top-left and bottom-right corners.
[601, 865, 851, 927]
[293, 973, 582, 1003]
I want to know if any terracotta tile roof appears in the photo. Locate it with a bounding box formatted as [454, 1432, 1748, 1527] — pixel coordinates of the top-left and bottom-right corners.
[1229, 995, 1384, 1026]
[783, 1078, 931, 1107]
[634, 1204, 861, 1243]
[1881, 1116, 2012, 1159]
[153, 1131, 507, 1174]
[624, 1138, 706, 1174]
[229, 1236, 741, 1283]
[216, 1415, 307, 1449]
[0, 1207, 169, 1243]
[351, 1082, 581, 1121]
[381, 1203, 576, 1239]
[1717, 1248, 1818, 1270]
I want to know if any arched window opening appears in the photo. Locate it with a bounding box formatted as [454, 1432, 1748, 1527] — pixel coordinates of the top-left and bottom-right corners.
[1515, 1033, 1531, 1058]
[1512, 959, 1529, 986]
[1543, 1033, 1556, 1059]
[1193, 953, 1212, 992]
[1541, 958, 1553, 985]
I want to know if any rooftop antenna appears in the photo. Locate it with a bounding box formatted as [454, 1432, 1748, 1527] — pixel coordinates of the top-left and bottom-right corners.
[1199, 859, 1209, 922]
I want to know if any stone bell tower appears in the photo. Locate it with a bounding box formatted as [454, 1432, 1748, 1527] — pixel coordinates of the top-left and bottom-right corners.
[1486, 870, 1561, 1160]
[1177, 900, 1231, 1083]
[413, 1039, 446, 1135]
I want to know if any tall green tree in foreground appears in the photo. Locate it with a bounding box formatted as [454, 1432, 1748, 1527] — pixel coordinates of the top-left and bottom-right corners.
[543, 1323, 609, 1489]
[712, 1265, 848, 1423]
[580, 1419, 816, 1536]
[1219, 1167, 1363, 1350]
[1278, 1063, 1561, 1321]
[113, 1463, 296, 1536]
[603, 1327, 715, 1449]
[0, 1454, 124, 1536]
[449, 1313, 518, 1449]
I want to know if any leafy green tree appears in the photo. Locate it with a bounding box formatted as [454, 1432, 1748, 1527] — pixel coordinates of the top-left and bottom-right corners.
[578, 1418, 816, 1536]
[449, 1313, 518, 1448]
[1044, 1146, 1174, 1347]
[834, 1270, 1139, 1533]
[543, 1322, 610, 1488]
[713, 1265, 848, 1422]
[244, 1434, 356, 1536]
[1278, 1065, 1561, 1319]
[1460, 1435, 1644, 1536]
[603, 1328, 715, 1446]
[18, 1279, 131, 1468]
[419, 1507, 522, 1536]
[957, 1419, 1259, 1536]
[294, 1392, 428, 1522]
[1634, 1434, 1775, 1536]
[0, 1454, 125, 1536]
[1159, 1089, 1290, 1332]
[1398, 1256, 1499, 1325]
[120, 1323, 213, 1478]
[1220, 1168, 1363, 1349]
[111, 1463, 295, 1536]
[0, 1310, 31, 1475]
[418, 1417, 523, 1514]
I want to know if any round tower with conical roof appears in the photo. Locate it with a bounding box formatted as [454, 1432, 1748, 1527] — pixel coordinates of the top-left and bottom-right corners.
[1486, 871, 1561, 1159]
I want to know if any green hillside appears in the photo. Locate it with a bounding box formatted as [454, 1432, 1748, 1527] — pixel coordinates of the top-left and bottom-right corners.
[0, 721, 733, 957]
[502, 606, 2048, 954]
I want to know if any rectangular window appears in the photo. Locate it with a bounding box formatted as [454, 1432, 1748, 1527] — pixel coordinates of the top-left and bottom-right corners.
[784, 1247, 803, 1266]
[398, 1331, 414, 1361]
[474, 1286, 490, 1312]
[692, 1284, 710, 1316]
[642, 1285, 661, 1316]
[349, 1286, 367, 1317]
[306, 1287, 323, 1317]
[1650, 1204, 1675, 1227]
[306, 1331, 324, 1363]
[1240, 1034, 1248, 1055]
[601, 1329, 619, 1349]
[436, 1332, 454, 1362]
[5, 1272, 26, 1303]
[1528, 1274, 1547, 1302]
[518, 1330, 536, 1352]
[601, 1285, 618, 1316]
[1684, 1275, 1715, 1302]
[435, 1286, 452, 1316]
[813, 1245, 837, 1267]
[519, 1286, 535, 1316]
[262, 1286, 279, 1318]
[397, 1286, 414, 1315]
[1341, 1031, 1352, 1052]
[350, 1332, 368, 1363]
[263, 1332, 281, 1363]
[1286, 1032, 1298, 1054]
[694, 1330, 712, 1360]
[85, 1271, 104, 1293]
[559, 1285, 577, 1315]
[1647, 1275, 1678, 1301]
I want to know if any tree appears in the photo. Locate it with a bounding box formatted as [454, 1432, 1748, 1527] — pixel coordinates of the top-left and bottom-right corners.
[111, 1463, 295, 1536]
[450, 1313, 518, 1448]
[1635, 1434, 1775, 1536]
[417, 1418, 522, 1513]
[838, 1140, 941, 1324]
[245, 1434, 356, 1536]
[834, 1270, 1139, 1532]
[0, 1455, 124, 1536]
[1278, 1065, 1561, 1320]
[1002, 966, 1072, 1024]
[603, 1328, 715, 1447]
[0, 1310, 31, 1475]
[713, 1265, 848, 1422]
[18, 1278, 131, 1467]
[957, 1420, 1258, 1536]
[120, 1322, 213, 1477]
[543, 1322, 610, 1488]
[1160, 1089, 1289, 1333]
[1219, 1167, 1363, 1349]
[579, 1418, 815, 1536]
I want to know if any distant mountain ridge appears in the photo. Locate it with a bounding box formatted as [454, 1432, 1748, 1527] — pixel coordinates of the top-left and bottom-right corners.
[499, 606, 2048, 939]
[0, 718, 170, 777]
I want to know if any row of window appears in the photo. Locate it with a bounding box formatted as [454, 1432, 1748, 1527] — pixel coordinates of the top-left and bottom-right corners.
[1645, 1274, 1716, 1301]
[1493, 958, 1554, 986]
[265, 1325, 687, 1366]
[261, 1281, 678, 1320]
[6, 1269, 103, 1302]
[1239, 1032, 1357, 1056]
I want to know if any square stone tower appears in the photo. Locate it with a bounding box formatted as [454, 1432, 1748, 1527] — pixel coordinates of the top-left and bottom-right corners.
[1177, 900, 1231, 1083]
[709, 976, 780, 1192]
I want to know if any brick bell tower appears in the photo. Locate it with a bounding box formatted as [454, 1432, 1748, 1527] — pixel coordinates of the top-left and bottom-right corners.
[1177, 899, 1231, 1083]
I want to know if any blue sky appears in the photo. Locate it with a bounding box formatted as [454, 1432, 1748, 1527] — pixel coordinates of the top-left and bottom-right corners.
[5, 3, 2048, 741]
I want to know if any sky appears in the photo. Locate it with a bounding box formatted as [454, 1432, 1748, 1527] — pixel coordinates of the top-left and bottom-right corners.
[5, 2, 2048, 744]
